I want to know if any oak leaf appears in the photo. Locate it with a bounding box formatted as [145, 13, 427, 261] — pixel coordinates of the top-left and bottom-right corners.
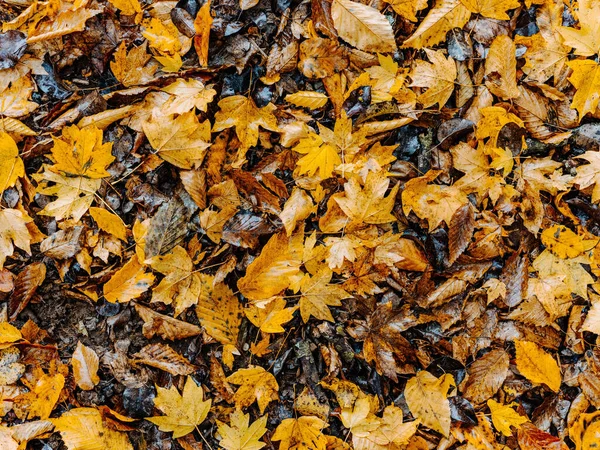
[50, 125, 114, 179]
[410, 49, 456, 108]
[487, 399, 529, 437]
[226, 366, 279, 414]
[217, 409, 267, 450]
[0, 132, 24, 194]
[103, 255, 155, 303]
[331, 0, 397, 53]
[52, 407, 133, 450]
[71, 341, 100, 391]
[402, 0, 471, 48]
[147, 376, 211, 438]
[514, 340, 561, 392]
[272, 416, 328, 450]
[404, 370, 454, 436]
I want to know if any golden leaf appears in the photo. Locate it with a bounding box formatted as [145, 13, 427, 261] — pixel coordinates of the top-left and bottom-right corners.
[487, 399, 529, 437]
[402, 0, 471, 48]
[514, 340, 561, 392]
[217, 409, 267, 450]
[541, 225, 596, 259]
[142, 18, 182, 56]
[108, 0, 142, 17]
[410, 48, 456, 109]
[226, 366, 279, 414]
[557, 0, 600, 57]
[196, 279, 242, 347]
[161, 78, 217, 115]
[567, 59, 600, 121]
[331, 0, 397, 53]
[245, 298, 297, 333]
[110, 42, 156, 87]
[285, 91, 329, 109]
[52, 408, 133, 450]
[279, 188, 315, 236]
[0, 209, 32, 269]
[89, 207, 128, 241]
[404, 370, 454, 436]
[103, 255, 155, 303]
[147, 376, 211, 438]
[194, 0, 212, 67]
[16, 373, 64, 420]
[71, 341, 100, 391]
[0, 132, 24, 194]
[272, 416, 328, 450]
[27, 7, 102, 43]
[298, 269, 350, 323]
[459, 0, 519, 20]
[484, 35, 520, 100]
[0, 77, 38, 118]
[382, 0, 427, 22]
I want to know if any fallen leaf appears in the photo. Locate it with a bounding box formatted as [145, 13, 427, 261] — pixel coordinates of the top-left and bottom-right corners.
[272, 416, 328, 450]
[514, 340, 561, 392]
[217, 409, 267, 450]
[227, 366, 279, 414]
[404, 370, 454, 436]
[71, 341, 100, 391]
[487, 399, 529, 436]
[103, 255, 155, 303]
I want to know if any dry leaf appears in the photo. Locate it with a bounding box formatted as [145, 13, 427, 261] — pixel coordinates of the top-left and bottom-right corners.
[71, 341, 100, 391]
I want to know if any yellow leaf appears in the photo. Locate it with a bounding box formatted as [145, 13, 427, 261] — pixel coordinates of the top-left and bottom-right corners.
[459, 0, 519, 20]
[557, 0, 600, 57]
[279, 188, 315, 236]
[147, 376, 211, 438]
[410, 48, 456, 109]
[0, 323, 22, 344]
[285, 91, 329, 109]
[356, 405, 419, 449]
[514, 340, 561, 392]
[402, 0, 471, 48]
[196, 279, 242, 348]
[487, 399, 529, 437]
[272, 416, 328, 450]
[156, 53, 183, 72]
[541, 225, 596, 259]
[17, 373, 65, 420]
[89, 207, 128, 241]
[245, 298, 297, 333]
[382, 0, 427, 22]
[147, 246, 206, 316]
[0, 347, 25, 385]
[27, 8, 102, 43]
[143, 112, 211, 170]
[52, 407, 133, 450]
[340, 397, 380, 434]
[110, 42, 156, 87]
[298, 269, 350, 323]
[194, 0, 212, 67]
[103, 255, 155, 303]
[51, 125, 115, 179]
[0, 117, 36, 136]
[331, 0, 397, 53]
[213, 96, 279, 153]
[574, 151, 600, 202]
[294, 133, 341, 179]
[567, 59, 600, 121]
[404, 370, 454, 436]
[583, 293, 600, 334]
[0, 208, 32, 269]
[108, 0, 142, 16]
[161, 78, 217, 114]
[533, 249, 593, 300]
[0, 132, 24, 194]
[71, 341, 100, 391]
[142, 18, 182, 55]
[226, 366, 279, 414]
[0, 77, 38, 118]
[484, 35, 520, 100]
[334, 172, 399, 227]
[217, 409, 267, 450]
[34, 169, 101, 222]
[237, 230, 303, 301]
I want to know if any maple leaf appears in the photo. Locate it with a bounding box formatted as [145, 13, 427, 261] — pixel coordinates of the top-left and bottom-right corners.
[298, 269, 350, 323]
[404, 370, 454, 436]
[52, 407, 133, 450]
[143, 112, 211, 170]
[147, 376, 211, 438]
[540, 225, 596, 259]
[161, 78, 217, 115]
[226, 366, 279, 414]
[71, 341, 100, 391]
[217, 410, 267, 450]
[103, 255, 155, 303]
[487, 399, 529, 437]
[567, 60, 600, 120]
[557, 0, 600, 57]
[272, 416, 328, 450]
[50, 124, 113, 179]
[0, 132, 24, 194]
[340, 397, 380, 435]
[459, 0, 519, 20]
[237, 230, 303, 301]
[0, 77, 38, 118]
[382, 0, 427, 22]
[110, 42, 157, 87]
[402, 0, 471, 48]
[514, 340, 561, 392]
[147, 246, 207, 316]
[331, 0, 397, 53]
[410, 48, 456, 109]
[353, 405, 419, 450]
[0, 208, 32, 269]
[245, 298, 297, 333]
[294, 133, 342, 179]
[533, 249, 593, 300]
[213, 95, 278, 152]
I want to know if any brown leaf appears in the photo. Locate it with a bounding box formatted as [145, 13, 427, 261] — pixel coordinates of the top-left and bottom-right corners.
[40, 226, 83, 259]
[180, 169, 207, 210]
[144, 197, 190, 259]
[9, 262, 46, 322]
[448, 203, 475, 265]
[132, 343, 196, 376]
[134, 303, 203, 341]
[461, 349, 510, 405]
[517, 423, 568, 450]
[500, 251, 528, 308]
[298, 38, 348, 79]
